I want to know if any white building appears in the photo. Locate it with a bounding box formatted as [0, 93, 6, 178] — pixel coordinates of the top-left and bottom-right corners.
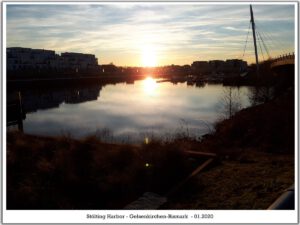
[60, 52, 99, 71]
[7, 47, 56, 70]
[7, 47, 99, 72]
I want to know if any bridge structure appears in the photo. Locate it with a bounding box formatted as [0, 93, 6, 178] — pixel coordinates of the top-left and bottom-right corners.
[269, 53, 295, 79]
[242, 5, 295, 75]
[270, 53, 295, 69]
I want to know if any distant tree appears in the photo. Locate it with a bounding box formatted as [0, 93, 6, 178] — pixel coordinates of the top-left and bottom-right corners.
[220, 87, 242, 119]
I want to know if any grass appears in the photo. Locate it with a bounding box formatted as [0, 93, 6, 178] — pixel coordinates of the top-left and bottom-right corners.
[7, 132, 197, 209]
[161, 88, 294, 209]
[197, 87, 294, 154]
[162, 148, 293, 209]
[6, 87, 294, 210]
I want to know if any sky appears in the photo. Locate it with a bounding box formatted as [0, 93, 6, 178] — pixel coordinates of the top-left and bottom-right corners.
[6, 3, 295, 66]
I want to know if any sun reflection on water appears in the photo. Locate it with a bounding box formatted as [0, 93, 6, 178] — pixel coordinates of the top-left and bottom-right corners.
[143, 77, 158, 96]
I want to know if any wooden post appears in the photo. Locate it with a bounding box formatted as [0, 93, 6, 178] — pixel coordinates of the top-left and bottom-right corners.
[17, 92, 24, 132]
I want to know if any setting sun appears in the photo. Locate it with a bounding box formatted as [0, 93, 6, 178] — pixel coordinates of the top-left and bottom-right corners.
[4, 2, 297, 219]
[141, 46, 157, 67]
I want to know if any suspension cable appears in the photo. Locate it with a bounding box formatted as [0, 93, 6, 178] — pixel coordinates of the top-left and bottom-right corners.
[258, 29, 276, 49]
[257, 30, 271, 59]
[257, 33, 265, 61]
[241, 21, 251, 59]
[259, 28, 280, 49]
[256, 21, 286, 49]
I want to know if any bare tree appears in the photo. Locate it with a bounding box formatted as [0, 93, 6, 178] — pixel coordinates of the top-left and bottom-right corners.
[220, 87, 242, 119]
[248, 86, 274, 106]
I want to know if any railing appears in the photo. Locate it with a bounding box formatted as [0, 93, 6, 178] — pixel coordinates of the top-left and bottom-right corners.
[271, 52, 295, 62]
[268, 185, 294, 210]
[270, 52, 295, 69]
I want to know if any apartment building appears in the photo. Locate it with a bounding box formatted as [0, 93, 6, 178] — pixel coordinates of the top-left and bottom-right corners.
[7, 47, 99, 72]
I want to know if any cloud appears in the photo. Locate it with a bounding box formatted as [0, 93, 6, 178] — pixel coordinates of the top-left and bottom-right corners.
[6, 3, 295, 65]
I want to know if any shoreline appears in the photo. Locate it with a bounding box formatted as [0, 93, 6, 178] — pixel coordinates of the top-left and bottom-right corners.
[6, 87, 294, 209]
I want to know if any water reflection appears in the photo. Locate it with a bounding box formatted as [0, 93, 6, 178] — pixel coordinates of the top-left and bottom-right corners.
[143, 77, 158, 96]
[21, 85, 102, 113]
[14, 78, 252, 142]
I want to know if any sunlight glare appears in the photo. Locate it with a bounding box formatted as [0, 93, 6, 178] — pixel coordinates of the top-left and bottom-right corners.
[141, 46, 157, 67]
[143, 77, 158, 96]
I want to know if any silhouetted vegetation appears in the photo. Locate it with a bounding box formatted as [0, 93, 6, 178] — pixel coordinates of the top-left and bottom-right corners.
[7, 132, 198, 209]
[6, 66, 294, 209]
[219, 87, 242, 119]
[162, 84, 294, 209]
[201, 87, 294, 154]
[7, 85, 294, 209]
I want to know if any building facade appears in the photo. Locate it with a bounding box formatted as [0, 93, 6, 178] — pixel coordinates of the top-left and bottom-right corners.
[7, 47, 100, 73]
[60, 52, 99, 71]
[191, 59, 248, 75]
[7, 47, 56, 71]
